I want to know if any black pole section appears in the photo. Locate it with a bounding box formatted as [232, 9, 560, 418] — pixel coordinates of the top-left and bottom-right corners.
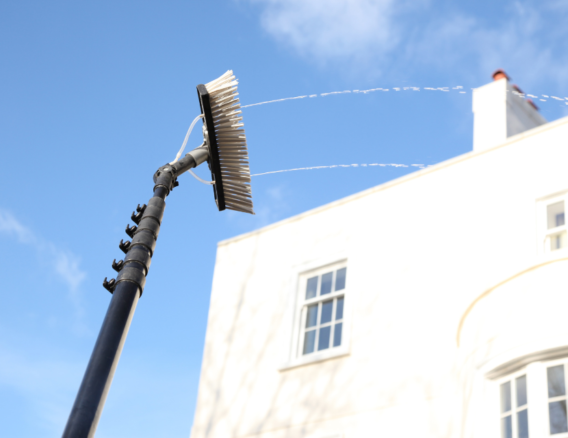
[61, 163, 181, 438]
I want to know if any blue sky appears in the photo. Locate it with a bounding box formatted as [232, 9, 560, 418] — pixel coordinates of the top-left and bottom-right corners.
[0, 1, 567, 437]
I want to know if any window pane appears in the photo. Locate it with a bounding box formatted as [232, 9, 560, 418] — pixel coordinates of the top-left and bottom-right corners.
[306, 304, 318, 328]
[516, 375, 528, 407]
[518, 409, 529, 438]
[306, 276, 318, 299]
[335, 297, 344, 320]
[303, 330, 316, 355]
[321, 300, 333, 324]
[335, 267, 347, 291]
[548, 201, 565, 229]
[550, 232, 567, 251]
[333, 323, 343, 347]
[321, 272, 333, 295]
[501, 381, 512, 413]
[318, 326, 331, 351]
[549, 401, 568, 434]
[501, 415, 512, 438]
[548, 365, 566, 398]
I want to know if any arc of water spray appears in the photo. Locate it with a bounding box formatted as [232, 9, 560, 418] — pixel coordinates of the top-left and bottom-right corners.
[185, 85, 567, 182]
[242, 85, 566, 177]
[241, 85, 568, 109]
[252, 163, 428, 177]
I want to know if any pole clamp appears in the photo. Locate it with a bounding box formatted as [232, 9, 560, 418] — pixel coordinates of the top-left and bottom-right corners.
[130, 231, 156, 256]
[140, 197, 165, 225]
[123, 247, 152, 275]
[116, 267, 147, 296]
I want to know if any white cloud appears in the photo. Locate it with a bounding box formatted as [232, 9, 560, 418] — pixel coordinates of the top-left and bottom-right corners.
[0, 209, 87, 302]
[254, 184, 290, 227]
[265, 184, 285, 202]
[248, 0, 568, 95]
[408, 3, 568, 89]
[546, 0, 568, 11]
[51, 247, 87, 293]
[224, 183, 289, 229]
[0, 212, 90, 430]
[252, 0, 399, 62]
[0, 210, 35, 243]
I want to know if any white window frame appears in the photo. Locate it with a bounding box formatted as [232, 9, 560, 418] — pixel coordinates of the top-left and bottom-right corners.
[488, 355, 568, 438]
[537, 191, 568, 258]
[279, 256, 350, 371]
[543, 358, 568, 437]
[299, 267, 346, 356]
[497, 370, 530, 438]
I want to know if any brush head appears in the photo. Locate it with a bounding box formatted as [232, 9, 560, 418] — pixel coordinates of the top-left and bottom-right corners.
[196, 71, 254, 215]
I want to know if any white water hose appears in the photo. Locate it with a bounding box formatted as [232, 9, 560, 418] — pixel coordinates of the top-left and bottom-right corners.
[171, 114, 214, 185]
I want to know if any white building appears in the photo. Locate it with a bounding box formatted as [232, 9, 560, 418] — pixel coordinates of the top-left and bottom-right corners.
[190, 72, 568, 438]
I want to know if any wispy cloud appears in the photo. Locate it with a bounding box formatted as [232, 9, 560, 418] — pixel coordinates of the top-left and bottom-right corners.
[0, 209, 87, 309]
[407, 3, 568, 90]
[51, 246, 87, 294]
[224, 183, 290, 229]
[0, 209, 35, 243]
[254, 184, 290, 227]
[250, 0, 399, 63]
[248, 0, 568, 94]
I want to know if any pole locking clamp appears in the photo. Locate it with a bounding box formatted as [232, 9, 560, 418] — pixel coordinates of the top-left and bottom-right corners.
[131, 204, 146, 225]
[102, 277, 116, 293]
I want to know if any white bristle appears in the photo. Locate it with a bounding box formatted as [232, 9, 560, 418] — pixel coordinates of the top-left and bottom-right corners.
[205, 71, 254, 215]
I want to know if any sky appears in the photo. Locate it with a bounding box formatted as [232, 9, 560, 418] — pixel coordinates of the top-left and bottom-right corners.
[0, 1, 567, 437]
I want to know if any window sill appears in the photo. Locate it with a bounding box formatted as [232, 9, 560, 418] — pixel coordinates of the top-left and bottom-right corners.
[279, 346, 350, 372]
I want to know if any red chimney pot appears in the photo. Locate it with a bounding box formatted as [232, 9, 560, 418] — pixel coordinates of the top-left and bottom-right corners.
[492, 69, 510, 81]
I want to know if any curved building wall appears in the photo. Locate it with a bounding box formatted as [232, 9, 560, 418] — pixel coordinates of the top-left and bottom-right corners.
[458, 258, 568, 438]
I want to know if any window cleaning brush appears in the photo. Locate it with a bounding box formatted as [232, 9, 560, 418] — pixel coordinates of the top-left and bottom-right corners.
[197, 70, 254, 214]
[62, 70, 254, 438]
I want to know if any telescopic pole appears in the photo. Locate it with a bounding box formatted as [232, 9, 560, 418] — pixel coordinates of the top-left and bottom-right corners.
[62, 148, 208, 438]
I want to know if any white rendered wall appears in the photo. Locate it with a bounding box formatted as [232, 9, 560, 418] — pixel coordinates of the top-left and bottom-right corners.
[191, 116, 568, 438]
[459, 258, 568, 438]
[472, 78, 546, 152]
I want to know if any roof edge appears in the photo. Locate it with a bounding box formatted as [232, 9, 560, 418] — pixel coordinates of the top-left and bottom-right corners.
[219, 114, 568, 247]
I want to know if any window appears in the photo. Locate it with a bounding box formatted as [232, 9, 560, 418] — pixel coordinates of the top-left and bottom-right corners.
[280, 259, 349, 370]
[539, 194, 568, 255]
[493, 358, 568, 438]
[500, 374, 529, 438]
[547, 201, 567, 252]
[300, 266, 346, 356]
[548, 364, 568, 434]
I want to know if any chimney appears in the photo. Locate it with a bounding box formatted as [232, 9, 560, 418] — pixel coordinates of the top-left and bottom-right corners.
[472, 69, 547, 152]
